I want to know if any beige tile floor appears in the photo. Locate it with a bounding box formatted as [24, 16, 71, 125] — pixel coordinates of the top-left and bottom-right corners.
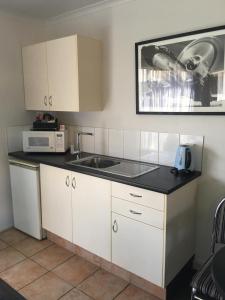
[0, 228, 159, 300]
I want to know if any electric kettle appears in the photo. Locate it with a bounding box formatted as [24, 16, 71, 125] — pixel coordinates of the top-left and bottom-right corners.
[172, 144, 194, 173]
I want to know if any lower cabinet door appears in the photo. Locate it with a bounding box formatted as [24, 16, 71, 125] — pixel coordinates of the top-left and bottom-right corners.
[40, 164, 73, 242]
[112, 213, 164, 286]
[72, 172, 111, 261]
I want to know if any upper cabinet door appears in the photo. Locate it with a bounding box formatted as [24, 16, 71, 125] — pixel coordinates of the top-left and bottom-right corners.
[22, 42, 49, 111]
[46, 35, 79, 112]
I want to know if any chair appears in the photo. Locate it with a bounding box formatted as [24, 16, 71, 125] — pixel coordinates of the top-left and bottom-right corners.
[191, 197, 225, 300]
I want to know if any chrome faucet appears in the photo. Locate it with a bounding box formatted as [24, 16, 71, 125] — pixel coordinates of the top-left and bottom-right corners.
[74, 132, 94, 157]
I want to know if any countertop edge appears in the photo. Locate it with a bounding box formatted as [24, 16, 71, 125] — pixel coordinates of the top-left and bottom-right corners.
[8, 152, 201, 195]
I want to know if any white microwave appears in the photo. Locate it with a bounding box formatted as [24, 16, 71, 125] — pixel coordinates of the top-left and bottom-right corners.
[23, 130, 69, 153]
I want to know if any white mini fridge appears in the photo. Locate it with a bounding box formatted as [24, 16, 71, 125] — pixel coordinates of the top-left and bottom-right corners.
[9, 158, 45, 240]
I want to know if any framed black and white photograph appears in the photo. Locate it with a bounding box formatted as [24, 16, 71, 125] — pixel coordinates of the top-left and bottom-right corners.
[135, 25, 225, 115]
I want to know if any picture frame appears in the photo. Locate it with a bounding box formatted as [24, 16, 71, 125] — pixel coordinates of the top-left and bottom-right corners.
[135, 25, 225, 115]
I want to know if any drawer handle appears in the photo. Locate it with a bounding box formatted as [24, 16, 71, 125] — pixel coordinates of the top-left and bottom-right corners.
[112, 220, 118, 233]
[44, 96, 47, 106]
[129, 209, 142, 215]
[129, 193, 142, 198]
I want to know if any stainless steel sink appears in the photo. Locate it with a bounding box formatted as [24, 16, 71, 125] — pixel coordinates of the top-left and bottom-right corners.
[68, 156, 120, 169]
[66, 155, 159, 178]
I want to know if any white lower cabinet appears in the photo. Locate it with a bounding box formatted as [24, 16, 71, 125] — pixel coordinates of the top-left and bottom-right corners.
[40, 164, 72, 242]
[41, 165, 111, 260]
[40, 164, 198, 291]
[112, 213, 164, 286]
[71, 172, 111, 261]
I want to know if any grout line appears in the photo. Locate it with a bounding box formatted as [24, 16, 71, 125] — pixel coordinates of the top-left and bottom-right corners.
[14, 265, 48, 292]
[50, 253, 76, 273]
[57, 286, 75, 300]
[0, 238, 28, 249]
[10, 239, 54, 260]
[17, 249, 77, 293]
[75, 268, 100, 300]
[58, 287, 96, 300]
[0, 256, 27, 275]
[1, 232, 131, 299]
[29, 248, 75, 271]
[17, 271, 52, 292]
[18, 264, 74, 294]
[112, 282, 130, 299]
[76, 267, 100, 289]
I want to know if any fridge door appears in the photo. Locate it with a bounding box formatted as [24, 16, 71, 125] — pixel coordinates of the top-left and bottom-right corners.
[9, 160, 43, 239]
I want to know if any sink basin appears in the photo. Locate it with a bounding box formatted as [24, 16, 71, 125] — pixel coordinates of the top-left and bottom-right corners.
[69, 156, 120, 169]
[66, 155, 159, 178]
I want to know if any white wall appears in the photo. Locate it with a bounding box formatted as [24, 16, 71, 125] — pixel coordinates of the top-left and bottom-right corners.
[47, 0, 225, 265]
[0, 12, 46, 230]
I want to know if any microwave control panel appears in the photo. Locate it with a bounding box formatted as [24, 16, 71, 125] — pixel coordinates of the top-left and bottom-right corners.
[55, 133, 65, 152]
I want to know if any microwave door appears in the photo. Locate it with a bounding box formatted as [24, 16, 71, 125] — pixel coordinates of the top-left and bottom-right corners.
[23, 132, 55, 152]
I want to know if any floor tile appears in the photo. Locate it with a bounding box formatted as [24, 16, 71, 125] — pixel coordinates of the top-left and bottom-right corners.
[0, 240, 8, 250]
[78, 269, 128, 300]
[53, 256, 98, 286]
[0, 247, 25, 272]
[115, 285, 158, 300]
[0, 259, 47, 290]
[0, 228, 27, 245]
[60, 288, 92, 300]
[20, 272, 72, 300]
[13, 237, 53, 257]
[31, 244, 74, 270]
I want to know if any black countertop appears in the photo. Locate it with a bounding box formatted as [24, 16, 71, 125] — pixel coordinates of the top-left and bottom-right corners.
[8, 151, 201, 195]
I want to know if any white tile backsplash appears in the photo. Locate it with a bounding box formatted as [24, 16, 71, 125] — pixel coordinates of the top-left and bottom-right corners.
[108, 129, 124, 158]
[67, 126, 204, 170]
[3, 122, 204, 171]
[68, 125, 81, 146]
[94, 128, 108, 155]
[159, 133, 179, 166]
[140, 131, 159, 164]
[123, 130, 140, 160]
[180, 134, 204, 171]
[80, 127, 95, 153]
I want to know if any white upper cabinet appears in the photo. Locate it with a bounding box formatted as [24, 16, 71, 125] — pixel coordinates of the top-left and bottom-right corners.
[46, 36, 78, 112]
[22, 42, 49, 111]
[22, 35, 102, 112]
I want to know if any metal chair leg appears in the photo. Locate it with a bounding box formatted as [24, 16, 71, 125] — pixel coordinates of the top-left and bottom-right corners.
[191, 288, 196, 300]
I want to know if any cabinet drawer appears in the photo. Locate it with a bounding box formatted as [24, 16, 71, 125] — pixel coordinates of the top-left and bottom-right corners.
[112, 197, 164, 229]
[112, 182, 165, 211]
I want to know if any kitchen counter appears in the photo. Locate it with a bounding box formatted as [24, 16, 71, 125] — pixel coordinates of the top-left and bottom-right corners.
[8, 151, 201, 194]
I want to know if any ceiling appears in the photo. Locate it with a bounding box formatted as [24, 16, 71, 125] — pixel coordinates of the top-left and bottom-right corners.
[0, 0, 109, 19]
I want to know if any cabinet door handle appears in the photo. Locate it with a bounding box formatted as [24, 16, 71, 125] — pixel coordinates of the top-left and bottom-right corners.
[65, 175, 70, 187]
[112, 220, 118, 233]
[129, 209, 142, 215]
[49, 96, 53, 106]
[129, 193, 142, 198]
[72, 177, 76, 189]
[44, 96, 47, 106]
